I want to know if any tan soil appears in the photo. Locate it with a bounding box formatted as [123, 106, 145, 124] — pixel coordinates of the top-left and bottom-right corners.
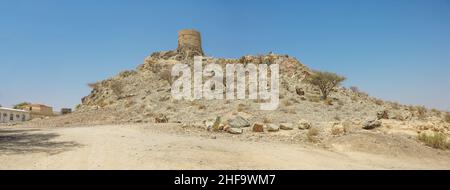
[1, 124, 449, 170]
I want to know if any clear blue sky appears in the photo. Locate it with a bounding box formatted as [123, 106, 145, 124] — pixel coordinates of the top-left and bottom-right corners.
[0, 0, 449, 111]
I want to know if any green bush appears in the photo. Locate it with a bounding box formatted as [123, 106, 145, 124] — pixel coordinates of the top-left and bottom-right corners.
[306, 70, 346, 100]
[13, 102, 30, 109]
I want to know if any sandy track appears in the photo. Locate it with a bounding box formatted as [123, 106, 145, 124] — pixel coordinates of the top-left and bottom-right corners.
[0, 124, 449, 169]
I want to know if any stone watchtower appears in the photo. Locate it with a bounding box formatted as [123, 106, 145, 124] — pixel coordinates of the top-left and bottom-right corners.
[177, 29, 204, 59]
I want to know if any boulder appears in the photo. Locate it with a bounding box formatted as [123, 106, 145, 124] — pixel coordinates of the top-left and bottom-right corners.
[227, 116, 250, 128]
[227, 128, 243, 134]
[298, 119, 311, 130]
[252, 122, 264, 132]
[280, 123, 294, 130]
[363, 120, 382, 130]
[266, 124, 280, 132]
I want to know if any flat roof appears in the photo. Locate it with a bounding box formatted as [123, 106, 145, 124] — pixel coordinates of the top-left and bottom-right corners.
[0, 107, 30, 113]
[29, 104, 52, 108]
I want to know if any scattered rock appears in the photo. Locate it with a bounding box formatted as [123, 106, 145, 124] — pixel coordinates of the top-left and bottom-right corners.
[218, 123, 225, 130]
[266, 124, 280, 132]
[223, 125, 230, 131]
[363, 120, 382, 130]
[227, 128, 243, 134]
[377, 110, 389, 119]
[298, 119, 311, 130]
[295, 87, 305, 96]
[205, 121, 214, 131]
[228, 116, 250, 128]
[252, 122, 264, 132]
[280, 123, 294, 130]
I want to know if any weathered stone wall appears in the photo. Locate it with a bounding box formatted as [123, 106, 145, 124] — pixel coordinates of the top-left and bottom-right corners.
[177, 29, 204, 59]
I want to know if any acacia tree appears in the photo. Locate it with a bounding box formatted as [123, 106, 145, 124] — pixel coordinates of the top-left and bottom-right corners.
[307, 70, 346, 100]
[13, 102, 30, 109]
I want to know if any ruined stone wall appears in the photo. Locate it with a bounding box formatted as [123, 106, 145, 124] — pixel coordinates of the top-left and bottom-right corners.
[177, 29, 204, 59]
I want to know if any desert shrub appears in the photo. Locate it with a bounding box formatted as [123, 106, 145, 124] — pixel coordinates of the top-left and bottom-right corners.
[418, 132, 449, 149]
[155, 114, 169, 123]
[306, 70, 346, 100]
[350, 86, 368, 97]
[124, 100, 135, 108]
[308, 96, 321, 103]
[430, 108, 441, 117]
[237, 103, 247, 112]
[110, 81, 124, 97]
[198, 104, 206, 110]
[160, 69, 172, 83]
[325, 98, 333, 106]
[331, 126, 345, 136]
[149, 63, 162, 73]
[349, 86, 359, 93]
[444, 112, 450, 123]
[374, 99, 383, 105]
[119, 70, 137, 78]
[263, 117, 272, 123]
[307, 127, 320, 143]
[290, 97, 300, 104]
[282, 99, 292, 107]
[342, 121, 354, 133]
[416, 106, 427, 120]
[75, 104, 82, 110]
[391, 102, 400, 110]
[87, 82, 99, 89]
[97, 98, 108, 108]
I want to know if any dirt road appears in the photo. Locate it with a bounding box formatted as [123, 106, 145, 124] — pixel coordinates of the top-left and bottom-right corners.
[0, 124, 449, 169]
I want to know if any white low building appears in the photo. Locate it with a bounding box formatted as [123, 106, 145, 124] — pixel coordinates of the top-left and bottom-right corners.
[0, 107, 31, 123]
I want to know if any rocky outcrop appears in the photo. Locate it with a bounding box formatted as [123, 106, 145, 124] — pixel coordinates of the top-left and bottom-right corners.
[363, 120, 382, 130]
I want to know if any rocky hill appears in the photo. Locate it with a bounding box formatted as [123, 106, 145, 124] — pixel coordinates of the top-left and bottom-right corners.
[23, 30, 450, 152]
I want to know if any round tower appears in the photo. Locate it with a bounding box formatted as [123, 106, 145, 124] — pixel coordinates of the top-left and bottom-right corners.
[177, 29, 204, 59]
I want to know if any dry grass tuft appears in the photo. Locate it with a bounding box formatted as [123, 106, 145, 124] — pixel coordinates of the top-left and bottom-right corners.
[263, 117, 272, 124]
[282, 99, 292, 107]
[418, 132, 449, 149]
[237, 103, 247, 112]
[307, 127, 320, 143]
[374, 99, 383, 106]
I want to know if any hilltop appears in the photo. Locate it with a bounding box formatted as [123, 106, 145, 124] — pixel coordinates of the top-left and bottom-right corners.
[21, 30, 450, 158]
